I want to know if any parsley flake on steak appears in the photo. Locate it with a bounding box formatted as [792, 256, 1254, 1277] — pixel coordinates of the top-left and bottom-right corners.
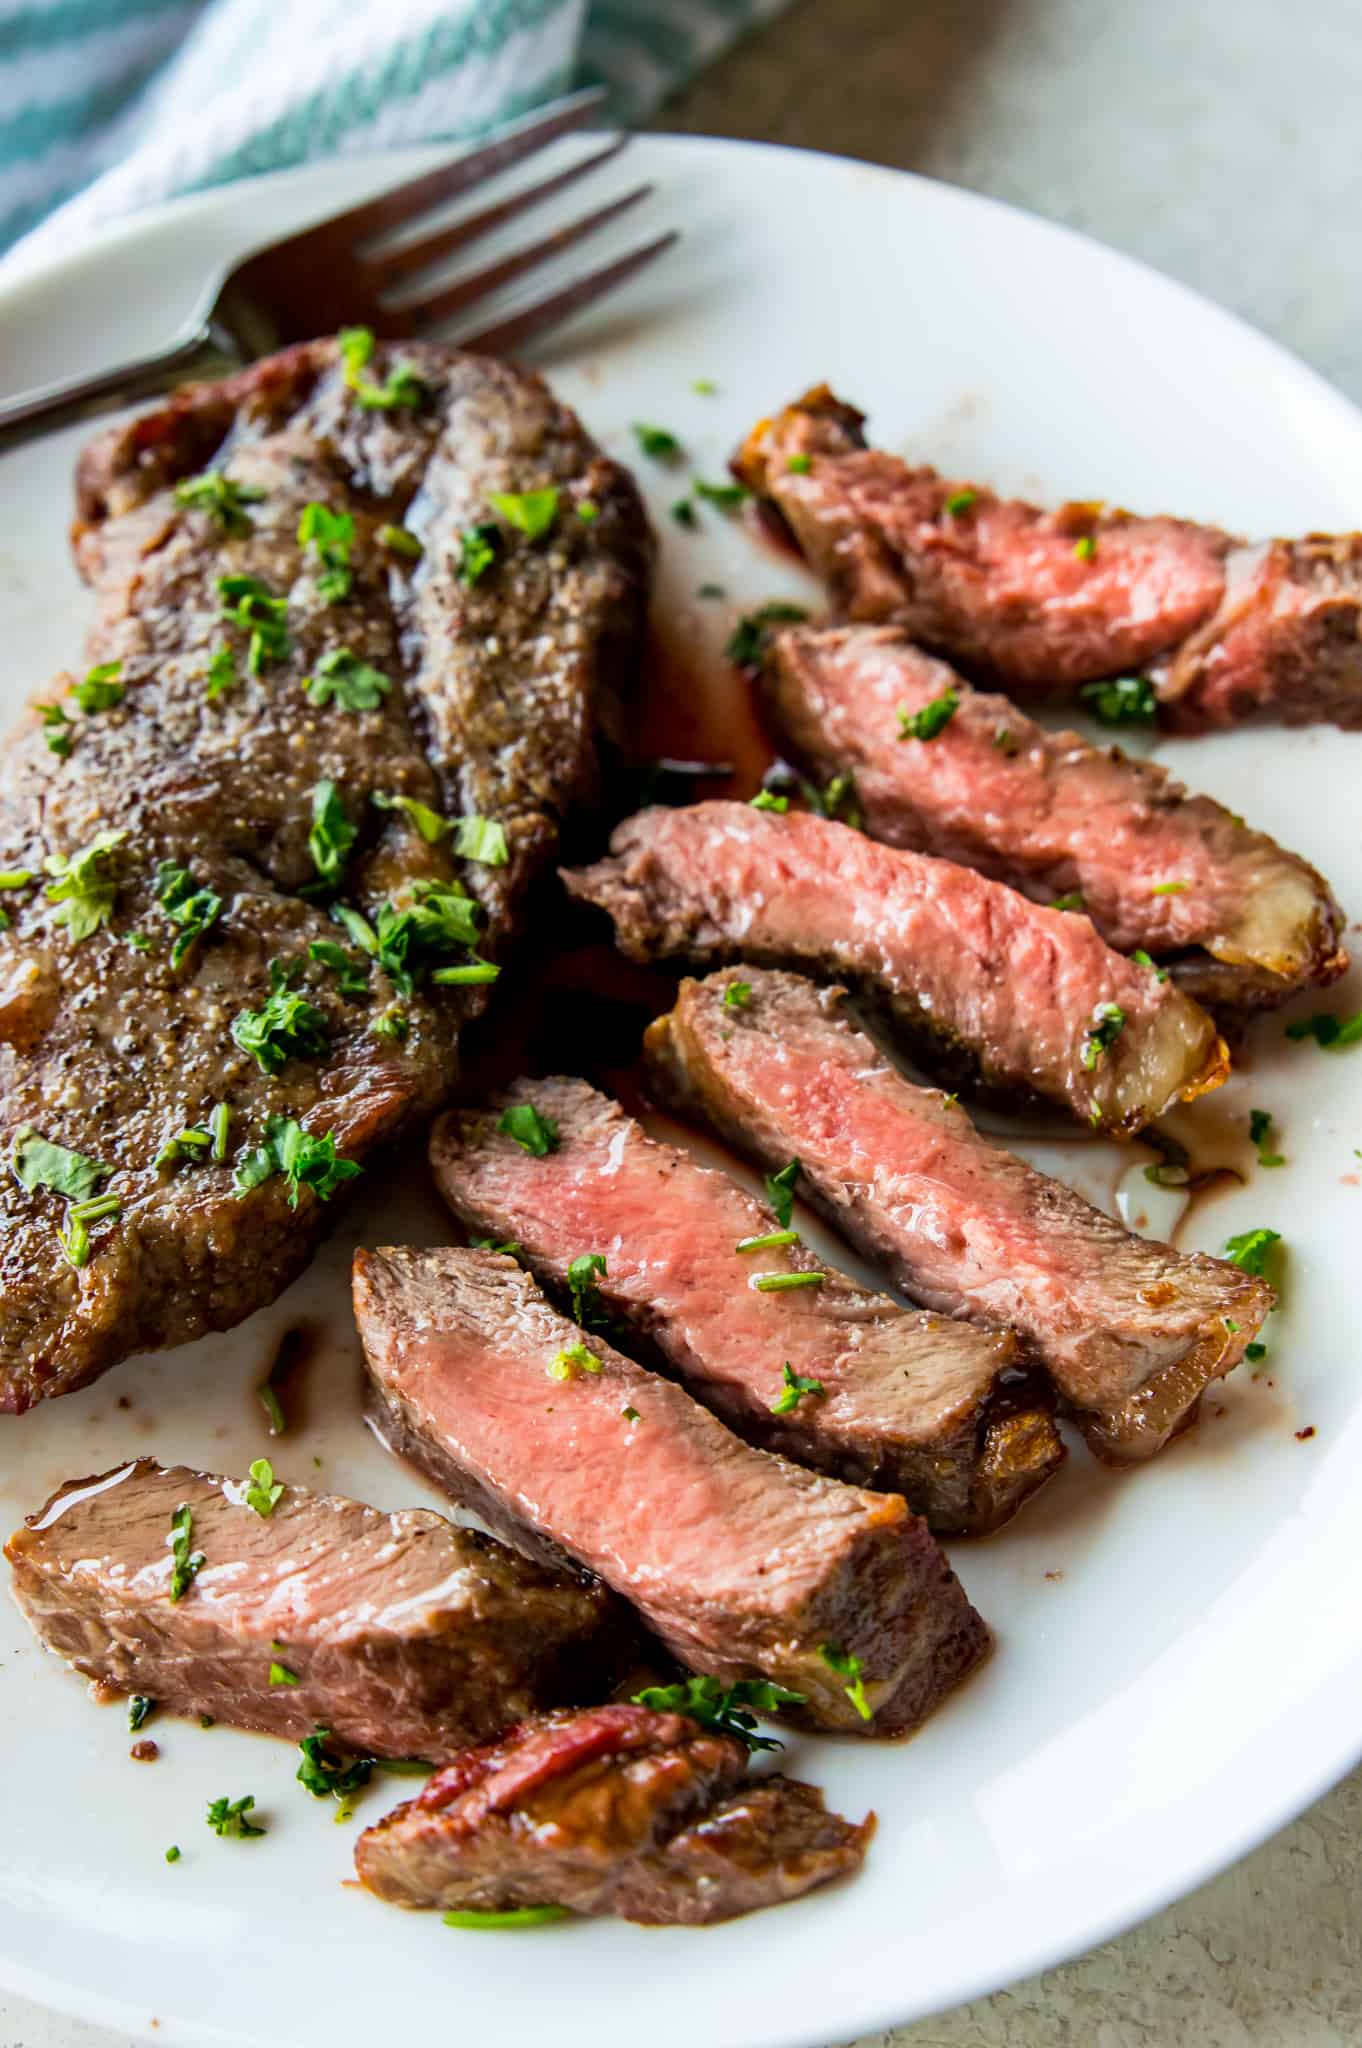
[43, 829, 126, 943]
[154, 859, 223, 967]
[631, 1674, 805, 1751]
[233, 1116, 361, 1207]
[307, 780, 357, 887]
[302, 648, 392, 712]
[174, 470, 265, 535]
[231, 962, 330, 1074]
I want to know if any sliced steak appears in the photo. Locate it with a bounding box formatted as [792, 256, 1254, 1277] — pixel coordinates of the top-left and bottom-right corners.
[355, 1703, 872, 1924]
[645, 970, 1273, 1462]
[429, 1075, 1062, 1533]
[562, 801, 1227, 1135]
[763, 623, 1347, 1010]
[5, 1458, 629, 1755]
[1, 338, 650, 1410]
[734, 384, 1362, 728]
[354, 1246, 989, 1735]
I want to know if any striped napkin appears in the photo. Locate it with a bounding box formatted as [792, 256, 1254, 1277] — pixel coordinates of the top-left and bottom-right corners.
[1, 0, 788, 268]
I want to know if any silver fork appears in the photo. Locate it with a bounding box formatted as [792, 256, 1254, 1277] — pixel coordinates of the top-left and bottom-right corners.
[0, 88, 676, 454]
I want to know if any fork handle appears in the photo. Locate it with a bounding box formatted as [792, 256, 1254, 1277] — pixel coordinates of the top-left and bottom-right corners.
[0, 320, 244, 455]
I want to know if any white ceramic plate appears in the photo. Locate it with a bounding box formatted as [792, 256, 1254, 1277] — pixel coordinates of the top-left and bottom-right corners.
[2, 135, 1361, 2048]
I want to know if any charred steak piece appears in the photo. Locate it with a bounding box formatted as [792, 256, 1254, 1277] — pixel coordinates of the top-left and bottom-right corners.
[645, 970, 1273, 1463]
[763, 623, 1347, 1012]
[734, 384, 1362, 729]
[353, 1246, 989, 1735]
[5, 1458, 630, 1755]
[356, 1703, 872, 1925]
[429, 1075, 1063, 1534]
[562, 801, 1228, 1136]
[0, 338, 650, 1412]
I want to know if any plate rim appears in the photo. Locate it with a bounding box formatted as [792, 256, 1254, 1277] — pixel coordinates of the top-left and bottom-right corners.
[2, 129, 1362, 2048]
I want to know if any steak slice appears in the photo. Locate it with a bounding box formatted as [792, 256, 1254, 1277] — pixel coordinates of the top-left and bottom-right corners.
[5, 1458, 630, 1756]
[0, 338, 650, 1410]
[429, 1075, 1063, 1534]
[562, 801, 1228, 1135]
[645, 970, 1273, 1462]
[353, 1246, 989, 1735]
[355, 1703, 872, 1924]
[763, 623, 1347, 1011]
[733, 384, 1362, 728]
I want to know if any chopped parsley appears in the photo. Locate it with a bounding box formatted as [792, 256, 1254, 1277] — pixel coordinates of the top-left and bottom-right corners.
[576, 500, 600, 523]
[724, 980, 751, 1009]
[443, 1907, 568, 1930]
[269, 1661, 299, 1687]
[489, 488, 560, 539]
[1285, 1010, 1362, 1050]
[749, 790, 789, 813]
[1081, 1002, 1126, 1071]
[472, 1237, 521, 1256]
[1131, 948, 1169, 982]
[338, 326, 426, 411]
[259, 1378, 287, 1436]
[217, 574, 289, 673]
[1222, 1227, 1281, 1278]
[11, 1129, 110, 1204]
[452, 815, 509, 866]
[164, 1846, 181, 1863]
[128, 1696, 154, 1732]
[633, 422, 682, 460]
[632, 1674, 804, 1752]
[168, 1503, 205, 1603]
[567, 1251, 609, 1328]
[812, 772, 862, 829]
[753, 1271, 825, 1292]
[302, 647, 391, 712]
[691, 379, 717, 396]
[1078, 674, 1157, 725]
[786, 453, 812, 474]
[0, 869, 34, 889]
[1247, 1342, 1268, 1363]
[373, 790, 448, 843]
[71, 660, 124, 713]
[897, 687, 959, 741]
[332, 880, 483, 995]
[1249, 1109, 1285, 1168]
[548, 1340, 603, 1381]
[1073, 534, 1098, 562]
[622, 1406, 641, 1423]
[233, 1116, 361, 1207]
[205, 645, 237, 700]
[308, 780, 356, 887]
[736, 1229, 800, 1254]
[205, 1794, 264, 1839]
[174, 470, 265, 535]
[153, 1124, 213, 1170]
[308, 938, 369, 1000]
[724, 600, 808, 666]
[378, 523, 423, 559]
[370, 1005, 409, 1042]
[671, 498, 697, 528]
[771, 1363, 825, 1414]
[43, 828, 126, 943]
[764, 1158, 801, 1229]
[232, 962, 330, 1074]
[41, 703, 74, 757]
[819, 1642, 872, 1721]
[693, 478, 749, 511]
[944, 488, 977, 517]
[993, 725, 1018, 755]
[297, 502, 355, 604]
[211, 1103, 231, 1161]
[431, 957, 500, 986]
[1050, 892, 1085, 913]
[458, 521, 502, 585]
[1150, 880, 1188, 896]
[56, 1192, 121, 1269]
[498, 1102, 560, 1157]
[154, 859, 222, 967]
[297, 1727, 373, 1811]
[244, 1457, 283, 1517]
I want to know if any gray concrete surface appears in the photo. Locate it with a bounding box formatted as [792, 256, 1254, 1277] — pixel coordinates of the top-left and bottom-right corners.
[4, 2, 1361, 2042]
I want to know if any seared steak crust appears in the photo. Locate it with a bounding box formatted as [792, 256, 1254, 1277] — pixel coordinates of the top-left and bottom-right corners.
[0, 340, 651, 1410]
[562, 801, 1227, 1135]
[430, 1075, 1063, 1533]
[735, 385, 1362, 728]
[763, 624, 1347, 1010]
[353, 1246, 989, 1736]
[356, 1703, 873, 1924]
[6, 1459, 628, 1755]
[645, 971, 1273, 1462]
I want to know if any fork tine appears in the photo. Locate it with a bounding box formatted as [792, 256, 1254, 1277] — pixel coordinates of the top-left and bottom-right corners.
[394, 184, 652, 331]
[322, 87, 608, 250]
[451, 230, 680, 356]
[372, 136, 631, 289]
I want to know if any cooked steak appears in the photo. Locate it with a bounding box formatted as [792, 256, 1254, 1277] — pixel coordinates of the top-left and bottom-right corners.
[562, 801, 1227, 1135]
[763, 623, 1347, 1010]
[5, 1458, 629, 1755]
[0, 338, 650, 1411]
[429, 1075, 1063, 1533]
[734, 384, 1362, 728]
[645, 970, 1273, 1462]
[355, 1703, 872, 1924]
[354, 1246, 989, 1735]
